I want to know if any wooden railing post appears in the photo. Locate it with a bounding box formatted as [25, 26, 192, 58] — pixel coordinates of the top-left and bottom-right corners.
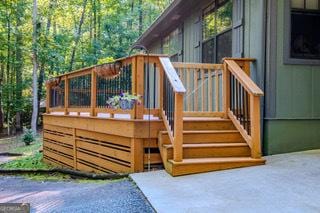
[46, 84, 50, 113]
[159, 65, 164, 118]
[223, 62, 230, 119]
[173, 93, 184, 162]
[135, 56, 144, 119]
[130, 138, 144, 172]
[90, 70, 97, 116]
[250, 95, 262, 158]
[64, 76, 69, 115]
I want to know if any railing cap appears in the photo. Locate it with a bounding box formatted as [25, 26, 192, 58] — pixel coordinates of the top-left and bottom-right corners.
[159, 57, 186, 94]
[224, 59, 264, 96]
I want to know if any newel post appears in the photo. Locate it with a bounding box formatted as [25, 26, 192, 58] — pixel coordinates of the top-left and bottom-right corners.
[64, 76, 69, 115]
[223, 61, 230, 119]
[173, 93, 184, 162]
[135, 56, 145, 119]
[250, 95, 262, 158]
[46, 84, 50, 114]
[90, 69, 97, 116]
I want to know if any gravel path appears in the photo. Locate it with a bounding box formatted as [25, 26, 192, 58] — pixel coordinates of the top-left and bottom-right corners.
[0, 176, 154, 213]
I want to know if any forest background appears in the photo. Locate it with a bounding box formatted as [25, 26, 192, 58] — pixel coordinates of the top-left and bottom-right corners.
[0, 0, 172, 136]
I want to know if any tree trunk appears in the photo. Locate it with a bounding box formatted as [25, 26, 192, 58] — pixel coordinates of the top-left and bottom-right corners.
[31, 0, 38, 133]
[0, 61, 4, 133]
[37, 0, 54, 125]
[97, 0, 101, 41]
[15, 1, 25, 132]
[6, 1, 11, 135]
[69, 0, 88, 71]
[138, 0, 143, 35]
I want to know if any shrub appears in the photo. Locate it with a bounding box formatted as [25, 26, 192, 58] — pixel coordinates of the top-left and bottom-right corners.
[22, 129, 35, 146]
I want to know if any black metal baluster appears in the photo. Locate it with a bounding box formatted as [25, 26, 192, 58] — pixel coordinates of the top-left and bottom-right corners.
[153, 63, 157, 109]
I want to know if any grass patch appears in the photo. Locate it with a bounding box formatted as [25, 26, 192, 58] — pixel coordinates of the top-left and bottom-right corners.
[0, 152, 53, 170]
[11, 140, 42, 155]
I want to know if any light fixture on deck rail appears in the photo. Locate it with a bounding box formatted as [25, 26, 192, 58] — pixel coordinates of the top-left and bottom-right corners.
[129, 44, 152, 172]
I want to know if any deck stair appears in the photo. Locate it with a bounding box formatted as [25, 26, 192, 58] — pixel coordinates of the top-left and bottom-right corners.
[158, 117, 265, 176]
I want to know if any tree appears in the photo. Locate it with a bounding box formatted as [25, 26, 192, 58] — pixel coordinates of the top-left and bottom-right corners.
[15, 1, 26, 132]
[31, 0, 38, 132]
[0, 0, 172, 136]
[69, 0, 88, 71]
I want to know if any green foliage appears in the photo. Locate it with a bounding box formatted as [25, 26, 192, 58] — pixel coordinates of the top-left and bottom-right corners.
[106, 92, 141, 109]
[22, 129, 35, 146]
[0, 152, 52, 170]
[0, 0, 172, 131]
[98, 57, 115, 64]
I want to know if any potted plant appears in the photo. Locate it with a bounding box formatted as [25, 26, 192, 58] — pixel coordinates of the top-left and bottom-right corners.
[106, 92, 141, 110]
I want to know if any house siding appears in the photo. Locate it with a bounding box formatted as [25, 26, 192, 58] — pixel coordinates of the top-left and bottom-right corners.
[264, 0, 320, 155]
[183, 10, 202, 63]
[144, 0, 320, 155]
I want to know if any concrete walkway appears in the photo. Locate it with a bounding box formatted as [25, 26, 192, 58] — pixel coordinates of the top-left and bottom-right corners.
[131, 150, 320, 213]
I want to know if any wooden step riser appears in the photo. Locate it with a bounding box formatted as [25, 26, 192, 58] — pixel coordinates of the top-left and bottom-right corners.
[159, 132, 244, 144]
[183, 121, 236, 131]
[168, 161, 265, 176]
[165, 146, 251, 159]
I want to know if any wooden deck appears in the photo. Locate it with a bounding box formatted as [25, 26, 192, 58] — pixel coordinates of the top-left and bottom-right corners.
[43, 54, 265, 176]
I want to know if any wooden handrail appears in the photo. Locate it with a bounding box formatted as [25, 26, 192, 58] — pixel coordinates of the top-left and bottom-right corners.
[223, 58, 263, 159]
[159, 57, 186, 162]
[172, 62, 223, 70]
[159, 57, 186, 94]
[224, 60, 263, 96]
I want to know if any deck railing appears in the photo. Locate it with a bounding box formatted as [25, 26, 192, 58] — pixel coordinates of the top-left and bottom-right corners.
[223, 59, 263, 158]
[172, 62, 224, 117]
[46, 54, 164, 119]
[46, 55, 263, 161]
[159, 57, 186, 162]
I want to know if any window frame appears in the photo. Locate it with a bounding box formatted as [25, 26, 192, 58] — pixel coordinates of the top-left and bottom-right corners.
[201, 0, 233, 63]
[284, 0, 320, 65]
[161, 26, 184, 62]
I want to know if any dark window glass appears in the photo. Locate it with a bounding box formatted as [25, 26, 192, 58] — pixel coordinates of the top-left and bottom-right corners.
[163, 27, 183, 60]
[290, 0, 320, 60]
[291, 11, 320, 59]
[217, 29, 232, 62]
[202, 38, 215, 63]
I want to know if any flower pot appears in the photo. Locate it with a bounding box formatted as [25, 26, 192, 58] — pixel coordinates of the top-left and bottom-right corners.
[119, 100, 135, 110]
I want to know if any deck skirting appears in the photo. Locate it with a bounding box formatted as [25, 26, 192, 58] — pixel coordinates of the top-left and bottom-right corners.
[43, 114, 164, 174]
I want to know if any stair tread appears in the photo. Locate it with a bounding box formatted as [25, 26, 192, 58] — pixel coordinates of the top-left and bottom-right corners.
[183, 130, 239, 134]
[183, 117, 231, 121]
[160, 130, 239, 135]
[163, 142, 248, 149]
[169, 157, 265, 165]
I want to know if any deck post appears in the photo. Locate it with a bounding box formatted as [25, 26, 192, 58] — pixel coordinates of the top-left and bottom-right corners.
[159, 65, 164, 118]
[46, 84, 50, 113]
[173, 93, 184, 162]
[130, 138, 144, 172]
[64, 76, 69, 115]
[223, 62, 230, 119]
[90, 69, 97, 116]
[250, 95, 262, 158]
[72, 128, 77, 170]
[135, 56, 144, 119]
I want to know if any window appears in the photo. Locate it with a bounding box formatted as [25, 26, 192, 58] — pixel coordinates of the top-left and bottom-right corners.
[162, 27, 183, 62]
[202, 0, 233, 63]
[285, 0, 320, 64]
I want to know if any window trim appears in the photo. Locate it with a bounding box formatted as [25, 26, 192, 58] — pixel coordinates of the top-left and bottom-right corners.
[201, 0, 233, 63]
[284, 0, 320, 65]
